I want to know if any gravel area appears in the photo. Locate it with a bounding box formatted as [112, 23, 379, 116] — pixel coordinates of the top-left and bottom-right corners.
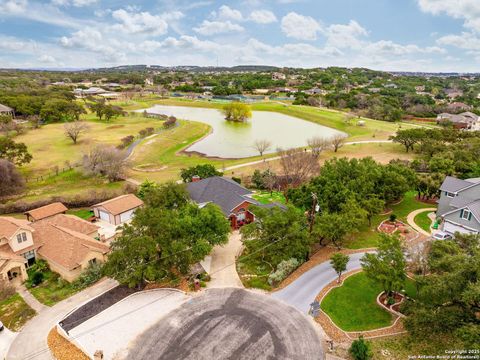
[60, 285, 138, 332]
[47, 328, 89, 360]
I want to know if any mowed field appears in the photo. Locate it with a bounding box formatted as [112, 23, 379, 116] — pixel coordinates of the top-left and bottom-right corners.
[10, 98, 424, 202]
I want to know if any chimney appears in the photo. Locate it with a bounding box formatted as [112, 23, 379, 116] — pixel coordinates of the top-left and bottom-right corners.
[94, 350, 104, 360]
[192, 175, 201, 182]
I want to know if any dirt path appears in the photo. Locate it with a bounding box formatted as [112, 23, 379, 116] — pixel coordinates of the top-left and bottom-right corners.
[406, 208, 436, 237]
[207, 231, 244, 288]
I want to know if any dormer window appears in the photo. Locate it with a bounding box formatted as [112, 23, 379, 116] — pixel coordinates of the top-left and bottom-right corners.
[446, 192, 455, 198]
[16, 232, 27, 243]
[462, 209, 471, 221]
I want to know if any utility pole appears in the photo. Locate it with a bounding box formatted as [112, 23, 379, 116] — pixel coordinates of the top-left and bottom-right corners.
[309, 192, 319, 234]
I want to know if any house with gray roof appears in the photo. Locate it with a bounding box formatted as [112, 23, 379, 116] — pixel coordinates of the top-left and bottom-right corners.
[186, 176, 278, 228]
[437, 176, 480, 236]
[436, 112, 479, 130]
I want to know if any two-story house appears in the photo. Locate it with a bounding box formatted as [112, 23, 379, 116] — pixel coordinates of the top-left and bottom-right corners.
[0, 202, 110, 284]
[0, 218, 39, 283]
[437, 176, 480, 236]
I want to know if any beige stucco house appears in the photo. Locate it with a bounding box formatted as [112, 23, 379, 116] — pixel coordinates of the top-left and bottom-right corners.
[0, 203, 110, 284]
[93, 194, 143, 226]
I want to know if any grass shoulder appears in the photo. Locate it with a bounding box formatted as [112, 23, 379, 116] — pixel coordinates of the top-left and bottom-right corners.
[0, 293, 36, 331]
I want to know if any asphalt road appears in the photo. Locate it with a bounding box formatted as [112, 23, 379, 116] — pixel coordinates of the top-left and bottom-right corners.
[272, 252, 366, 314]
[126, 288, 324, 360]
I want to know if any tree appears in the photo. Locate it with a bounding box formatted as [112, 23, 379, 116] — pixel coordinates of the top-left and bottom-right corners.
[180, 164, 222, 182]
[241, 205, 312, 267]
[137, 179, 158, 200]
[221, 102, 252, 122]
[103, 183, 230, 287]
[0, 159, 24, 197]
[277, 148, 320, 192]
[307, 136, 330, 158]
[404, 234, 480, 349]
[82, 145, 128, 182]
[390, 128, 425, 153]
[349, 336, 373, 360]
[330, 253, 349, 283]
[361, 234, 406, 298]
[253, 139, 272, 157]
[64, 121, 90, 144]
[103, 105, 124, 121]
[361, 196, 385, 226]
[40, 99, 85, 122]
[331, 133, 346, 152]
[0, 136, 32, 166]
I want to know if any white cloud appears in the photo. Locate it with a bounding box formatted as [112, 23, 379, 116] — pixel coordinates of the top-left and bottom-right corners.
[365, 40, 445, 56]
[417, 0, 480, 31]
[325, 20, 368, 49]
[217, 5, 243, 21]
[249, 9, 277, 24]
[0, 0, 27, 13]
[52, 0, 98, 7]
[38, 54, 57, 63]
[193, 20, 244, 35]
[111, 9, 181, 36]
[437, 31, 480, 50]
[281, 12, 322, 40]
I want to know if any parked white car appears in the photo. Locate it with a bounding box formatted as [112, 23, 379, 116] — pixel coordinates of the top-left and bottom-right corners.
[432, 231, 453, 240]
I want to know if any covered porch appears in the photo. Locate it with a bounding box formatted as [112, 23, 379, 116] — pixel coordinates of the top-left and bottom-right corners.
[229, 210, 255, 229]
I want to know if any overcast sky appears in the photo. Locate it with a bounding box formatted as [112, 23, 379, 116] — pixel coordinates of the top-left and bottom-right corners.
[0, 0, 479, 72]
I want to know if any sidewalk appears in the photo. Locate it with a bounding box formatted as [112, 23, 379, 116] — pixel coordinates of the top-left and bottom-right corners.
[406, 208, 436, 237]
[17, 285, 48, 313]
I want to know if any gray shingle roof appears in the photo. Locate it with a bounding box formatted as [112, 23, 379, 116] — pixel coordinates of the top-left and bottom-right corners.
[439, 176, 473, 193]
[187, 177, 255, 216]
[449, 195, 475, 208]
[467, 200, 480, 221]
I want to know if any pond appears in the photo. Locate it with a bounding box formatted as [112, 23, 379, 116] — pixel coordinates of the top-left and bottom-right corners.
[140, 105, 346, 158]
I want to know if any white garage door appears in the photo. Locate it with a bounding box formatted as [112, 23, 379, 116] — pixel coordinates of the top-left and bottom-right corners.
[120, 209, 134, 223]
[444, 221, 477, 236]
[99, 210, 110, 222]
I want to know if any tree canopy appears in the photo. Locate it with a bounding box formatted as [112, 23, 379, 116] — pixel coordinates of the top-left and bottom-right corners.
[180, 164, 223, 182]
[0, 136, 32, 166]
[221, 102, 252, 122]
[103, 183, 230, 287]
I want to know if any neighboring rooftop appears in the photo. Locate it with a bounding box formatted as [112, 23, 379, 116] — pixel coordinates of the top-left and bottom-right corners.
[0, 103, 14, 113]
[25, 202, 68, 222]
[93, 194, 144, 215]
[187, 176, 257, 216]
[0, 217, 34, 239]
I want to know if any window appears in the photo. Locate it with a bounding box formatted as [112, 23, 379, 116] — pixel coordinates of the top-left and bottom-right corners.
[89, 258, 97, 266]
[446, 192, 455, 198]
[462, 209, 471, 220]
[16, 232, 27, 243]
[22, 250, 35, 259]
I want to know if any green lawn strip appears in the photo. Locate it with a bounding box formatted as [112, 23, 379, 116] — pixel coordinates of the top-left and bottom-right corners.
[404, 277, 418, 299]
[414, 210, 434, 233]
[370, 334, 464, 359]
[251, 191, 286, 205]
[0, 294, 36, 331]
[67, 208, 94, 220]
[236, 255, 273, 291]
[345, 191, 433, 249]
[320, 272, 393, 331]
[27, 270, 78, 307]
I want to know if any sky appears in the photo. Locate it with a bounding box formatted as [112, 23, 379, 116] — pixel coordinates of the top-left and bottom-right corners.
[0, 0, 480, 72]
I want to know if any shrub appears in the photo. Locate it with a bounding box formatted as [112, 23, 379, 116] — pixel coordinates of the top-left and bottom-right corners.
[145, 127, 154, 136]
[389, 214, 397, 223]
[119, 135, 135, 149]
[31, 271, 44, 286]
[138, 129, 147, 137]
[72, 263, 103, 290]
[231, 176, 241, 184]
[267, 258, 300, 286]
[163, 116, 177, 128]
[349, 336, 373, 360]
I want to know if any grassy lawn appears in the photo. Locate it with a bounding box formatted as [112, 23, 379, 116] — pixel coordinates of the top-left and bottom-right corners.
[236, 253, 273, 291]
[345, 191, 433, 249]
[251, 190, 286, 205]
[27, 269, 78, 306]
[370, 334, 464, 359]
[404, 277, 419, 299]
[0, 294, 36, 331]
[414, 210, 434, 233]
[67, 208, 94, 220]
[321, 272, 393, 331]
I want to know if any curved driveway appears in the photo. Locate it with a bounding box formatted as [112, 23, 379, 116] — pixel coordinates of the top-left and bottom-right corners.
[272, 252, 367, 314]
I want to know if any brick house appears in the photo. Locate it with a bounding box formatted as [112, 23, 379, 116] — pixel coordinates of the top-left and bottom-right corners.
[186, 176, 281, 228]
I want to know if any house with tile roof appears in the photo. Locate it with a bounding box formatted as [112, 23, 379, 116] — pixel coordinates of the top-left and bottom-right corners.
[1, 203, 110, 284]
[92, 194, 144, 226]
[437, 176, 480, 236]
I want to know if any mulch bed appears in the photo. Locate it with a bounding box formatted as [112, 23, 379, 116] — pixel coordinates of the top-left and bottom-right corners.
[415, 196, 438, 205]
[379, 292, 404, 311]
[60, 285, 139, 332]
[47, 328, 89, 360]
[378, 220, 417, 242]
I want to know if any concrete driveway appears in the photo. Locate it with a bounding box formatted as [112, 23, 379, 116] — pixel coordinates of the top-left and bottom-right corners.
[272, 252, 366, 313]
[0, 327, 17, 360]
[69, 289, 189, 359]
[207, 231, 244, 288]
[126, 288, 324, 360]
[7, 278, 118, 360]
